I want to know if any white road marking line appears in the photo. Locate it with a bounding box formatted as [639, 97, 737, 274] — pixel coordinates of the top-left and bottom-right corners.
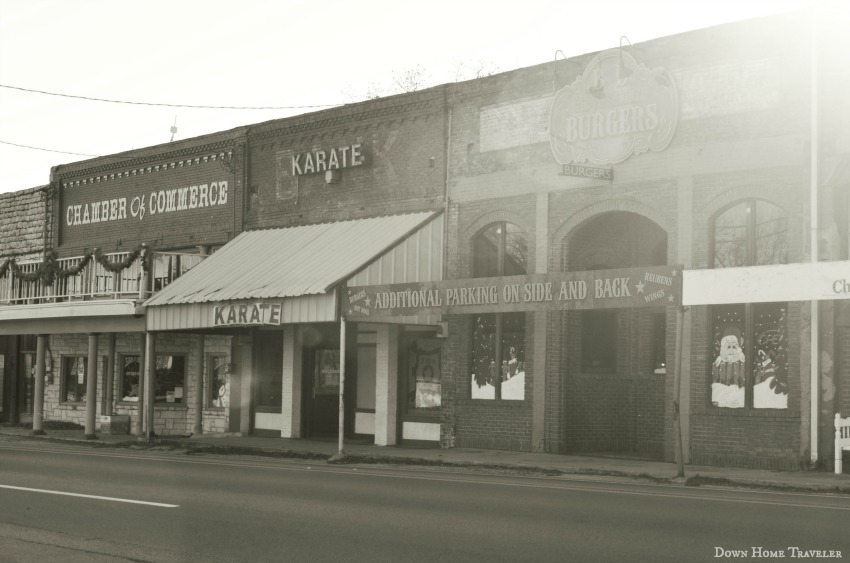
[0, 484, 178, 507]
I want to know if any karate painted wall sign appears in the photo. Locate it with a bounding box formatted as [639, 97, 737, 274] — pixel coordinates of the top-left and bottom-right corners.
[346, 265, 682, 320]
[213, 302, 283, 326]
[549, 49, 678, 166]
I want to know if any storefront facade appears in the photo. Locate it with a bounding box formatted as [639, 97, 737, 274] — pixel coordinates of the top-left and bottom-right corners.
[1, 127, 246, 436]
[435, 9, 850, 468]
[2, 8, 848, 469]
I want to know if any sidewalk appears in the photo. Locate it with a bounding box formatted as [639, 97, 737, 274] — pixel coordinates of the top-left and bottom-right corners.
[2, 425, 849, 495]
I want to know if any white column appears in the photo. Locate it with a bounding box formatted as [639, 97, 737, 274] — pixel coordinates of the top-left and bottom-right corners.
[281, 327, 302, 438]
[374, 324, 398, 446]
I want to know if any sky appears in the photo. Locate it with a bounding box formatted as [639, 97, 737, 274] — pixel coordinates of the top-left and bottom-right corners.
[0, 0, 810, 195]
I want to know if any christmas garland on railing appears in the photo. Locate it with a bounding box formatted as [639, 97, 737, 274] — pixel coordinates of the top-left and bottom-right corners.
[0, 244, 150, 286]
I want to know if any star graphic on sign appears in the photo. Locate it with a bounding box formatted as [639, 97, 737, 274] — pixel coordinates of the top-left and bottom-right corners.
[635, 280, 646, 293]
[348, 308, 353, 315]
[671, 269, 678, 277]
[365, 296, 371, 308]
[668, 295, 674, 302]
[348, 288, 352, 295]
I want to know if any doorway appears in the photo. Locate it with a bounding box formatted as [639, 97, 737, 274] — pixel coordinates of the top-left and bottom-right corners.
[301, 324, 354, 438]
[253, 330, 283, 435]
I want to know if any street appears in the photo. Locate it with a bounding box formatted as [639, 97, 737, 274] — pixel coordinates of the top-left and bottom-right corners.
[1, 441, 848, 563]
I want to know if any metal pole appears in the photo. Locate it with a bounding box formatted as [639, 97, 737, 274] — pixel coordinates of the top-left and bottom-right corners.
[809, 5, 820, 464]
[338, 316, 346, 456]
[32, 335, 46, 435]
[672, 306, 686, 478]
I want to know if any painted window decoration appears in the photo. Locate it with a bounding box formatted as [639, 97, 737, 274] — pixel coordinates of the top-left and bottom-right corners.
[121, 355, 141, 402]
[710, 304, 788, 409]
[471, 312, 526, 400]
[154, 355, 185, 403]
[710, 198, 789, 409]
[209, 355, 229, 408]
[315, 349, 340, 395]
[408, 338, 441, 409]
[752, 304, 788, 408]
[470, 222, 528, 401]
[62, 356, 87, 403]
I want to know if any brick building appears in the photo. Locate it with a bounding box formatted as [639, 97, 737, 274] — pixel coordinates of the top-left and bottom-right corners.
[432, 9, 849, 469]
[1, 8, 848, 469]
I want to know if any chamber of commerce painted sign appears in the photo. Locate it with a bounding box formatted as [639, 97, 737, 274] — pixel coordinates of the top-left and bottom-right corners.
[65, 180, 229, 226]
[549, 50, 678, 166]
[346, 265, 682, 319]
[213, 302, 283, 326]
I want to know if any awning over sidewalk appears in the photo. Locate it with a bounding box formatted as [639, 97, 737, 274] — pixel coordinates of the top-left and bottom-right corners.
[144, 211, 443, 329]
[0, 300, 145, 335]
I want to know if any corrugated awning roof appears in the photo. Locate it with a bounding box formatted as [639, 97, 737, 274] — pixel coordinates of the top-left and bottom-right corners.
[145, 211, 440, 307]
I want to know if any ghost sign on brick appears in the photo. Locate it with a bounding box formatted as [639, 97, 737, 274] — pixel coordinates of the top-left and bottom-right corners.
[549, 50, 678, 166]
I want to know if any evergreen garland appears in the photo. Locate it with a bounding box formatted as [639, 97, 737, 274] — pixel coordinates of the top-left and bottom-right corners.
[0, 244, 149, 287]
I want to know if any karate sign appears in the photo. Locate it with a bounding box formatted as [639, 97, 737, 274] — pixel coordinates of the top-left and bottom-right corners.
[346, 265, 682, 319]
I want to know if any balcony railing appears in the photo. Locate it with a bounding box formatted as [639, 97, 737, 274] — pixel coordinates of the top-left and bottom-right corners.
[0, 251, 205, 306]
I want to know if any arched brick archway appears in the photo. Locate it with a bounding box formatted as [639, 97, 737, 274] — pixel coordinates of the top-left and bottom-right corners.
[551, 199, 674, 273]
[552, 205, 671, 459]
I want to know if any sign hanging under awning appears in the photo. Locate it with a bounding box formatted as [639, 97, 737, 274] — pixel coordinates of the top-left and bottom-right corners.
[345, 265, 682, 319]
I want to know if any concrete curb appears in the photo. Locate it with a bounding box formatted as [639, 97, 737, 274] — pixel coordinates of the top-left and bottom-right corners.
[3, 430, 849, 496]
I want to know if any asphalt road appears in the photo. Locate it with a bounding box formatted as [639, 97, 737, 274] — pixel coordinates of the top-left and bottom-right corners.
[0, 440, 848, 563]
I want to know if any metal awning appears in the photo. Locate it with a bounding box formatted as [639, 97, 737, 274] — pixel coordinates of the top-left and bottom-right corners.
[144, 211, 443, 329]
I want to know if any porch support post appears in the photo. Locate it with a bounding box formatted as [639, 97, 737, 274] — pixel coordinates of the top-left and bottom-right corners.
[103, 333, 116, 415]
[84, 333, 99, 439]
[31, 335, 47, 435]
[193, 334, 204, 435]
[134, 333, 145, 436]
[281, 327, 302, 438]
[143, 331, 156, 441]
[375, 324, 398, 447]
[337, 317, 347, 455]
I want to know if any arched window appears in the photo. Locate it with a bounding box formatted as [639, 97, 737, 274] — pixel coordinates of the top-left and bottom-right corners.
[470, 222, 527, 401]
[709, 199, 789, 409]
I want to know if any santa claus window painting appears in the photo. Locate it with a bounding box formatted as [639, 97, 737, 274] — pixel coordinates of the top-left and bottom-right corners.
[710, 304, 788, 409]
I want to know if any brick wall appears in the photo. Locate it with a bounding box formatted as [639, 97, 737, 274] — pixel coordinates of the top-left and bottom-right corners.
[0, 185, 50, 258]
[246, 89, 447, 229]
[40, 332, 232, 436]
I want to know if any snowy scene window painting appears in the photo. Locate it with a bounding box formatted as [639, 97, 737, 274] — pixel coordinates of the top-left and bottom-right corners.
[710, 304, 788, 409]
[408, 338, 441, 409]
[470, 221, 528, 401]
[471, 312, 526, 401]
[711, 199, 789, 409]
[751, 303, 788, 409]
